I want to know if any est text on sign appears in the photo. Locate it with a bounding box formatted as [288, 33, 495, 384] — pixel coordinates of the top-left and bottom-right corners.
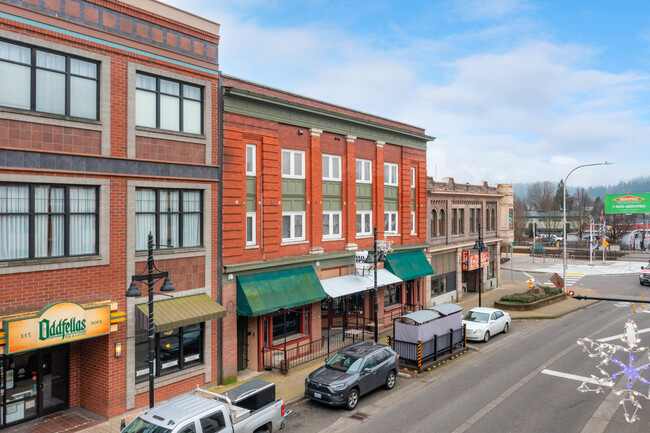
[5, 302, 111, 354]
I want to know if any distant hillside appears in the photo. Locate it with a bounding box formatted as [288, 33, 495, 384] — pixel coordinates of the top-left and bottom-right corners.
[513, 176, 650, 200]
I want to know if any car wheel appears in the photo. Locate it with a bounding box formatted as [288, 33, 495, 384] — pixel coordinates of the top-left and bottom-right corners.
[483, 331, 490, 343]
[346, 388, 359, 410]
[503, 323, 509, 334]
[385, 370, 396, 390]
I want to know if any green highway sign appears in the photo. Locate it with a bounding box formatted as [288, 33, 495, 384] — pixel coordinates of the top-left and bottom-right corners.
[604, 193, 650, 214]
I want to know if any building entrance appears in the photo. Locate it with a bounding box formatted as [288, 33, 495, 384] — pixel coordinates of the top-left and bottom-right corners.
[1, 345, 69, 427]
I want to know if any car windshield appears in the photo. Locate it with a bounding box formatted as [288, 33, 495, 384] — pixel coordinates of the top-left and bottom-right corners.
[463, 311, 489, 324]
[122, 418, 172, 433]
[326, 352, 363, 372]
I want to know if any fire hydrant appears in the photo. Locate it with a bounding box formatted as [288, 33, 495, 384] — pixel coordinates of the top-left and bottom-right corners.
[529, 278, 533, 290]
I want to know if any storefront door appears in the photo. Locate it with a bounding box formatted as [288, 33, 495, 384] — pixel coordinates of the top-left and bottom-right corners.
[1, 346, 69, 427]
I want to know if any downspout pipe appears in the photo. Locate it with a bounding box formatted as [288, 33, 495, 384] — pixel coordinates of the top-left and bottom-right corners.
[217, 72, 224, 385]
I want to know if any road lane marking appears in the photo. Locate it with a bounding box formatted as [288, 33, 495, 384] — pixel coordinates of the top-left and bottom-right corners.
[540, 369, 613, 387]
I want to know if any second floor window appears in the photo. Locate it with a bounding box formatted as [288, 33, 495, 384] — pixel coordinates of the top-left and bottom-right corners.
[323, 211, 341, 238]
[135, 188, 202, 251]
[385, 211, 398, 234]
[411, 167, 416, 188]
[356, 159, 372, 183]
[135, 72, 202, 134]
[384, 163, 398, 186]
[281, 149, 305, 179]
[0, 40, 99, 120]
[282, 211, 305, 241]
[356, 211, 372, 236]
[0, 183, 98, 261]
[411, 211, 416, 234]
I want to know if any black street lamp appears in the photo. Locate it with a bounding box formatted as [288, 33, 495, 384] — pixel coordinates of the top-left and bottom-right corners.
[473, 222, 486, 308]
[364, 226, 386, 343]
[126, 232, 175, 409]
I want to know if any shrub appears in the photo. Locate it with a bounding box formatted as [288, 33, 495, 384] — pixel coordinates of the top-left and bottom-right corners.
[499, 286, 562, 304]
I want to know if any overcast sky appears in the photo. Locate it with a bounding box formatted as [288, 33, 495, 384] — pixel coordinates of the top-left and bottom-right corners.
[161, 0, 649, 188]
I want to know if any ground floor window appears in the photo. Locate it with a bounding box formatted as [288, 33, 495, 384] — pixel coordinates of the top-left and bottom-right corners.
[384, 284, 401, 307]
[269, 308, 309, 344]
[431, 276, 449, 297]
[135, 322, 204, 382]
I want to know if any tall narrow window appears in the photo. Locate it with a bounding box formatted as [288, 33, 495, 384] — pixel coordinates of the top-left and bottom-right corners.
[411, 167, 416, 188]
[282, 211, 305, 241]
[431, 210, 437, 237]
[246, 144, 256, 176]
[384, 211, 398, 234]
[246, 212, 256, 245]
[459, 209, 465, 234]
[452, 209, 458, 235]
[411, 211, 416, 235]
[439, 209, 446, 236]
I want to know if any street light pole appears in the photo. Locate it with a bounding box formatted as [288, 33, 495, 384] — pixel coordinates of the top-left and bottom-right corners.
[474, 222, 486, 308]
[126, 232, 175, 409]
[562, 162, 611, 293]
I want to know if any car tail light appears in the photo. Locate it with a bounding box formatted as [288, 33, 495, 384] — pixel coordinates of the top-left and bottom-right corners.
[281, 403, 285, 417]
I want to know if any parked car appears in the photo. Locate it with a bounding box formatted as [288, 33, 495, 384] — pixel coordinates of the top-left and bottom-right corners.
[121, 382, 286, 433]
[640, 265, 650, 286]
[305, 342, 399, 410]
[462, 307, 511, 342]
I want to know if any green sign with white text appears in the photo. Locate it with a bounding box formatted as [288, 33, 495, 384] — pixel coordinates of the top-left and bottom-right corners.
[604, 193, 650, 214]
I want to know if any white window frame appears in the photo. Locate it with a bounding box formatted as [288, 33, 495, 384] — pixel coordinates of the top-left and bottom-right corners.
[384, 163, 398, 186]
[356, 211, 372, 236]
[282, 211, 306, 241]
[246, 212, 256, 246]
[281, 149, 305, 179]
[411, 211, 416, 234]
[411, 167, 416, 188]
[246, 144, 256, 176]
[322, 154, 342, 181]
[322, 210, 342, 239]
[384, 211, 398, 234]
[356, 159, 372, 184]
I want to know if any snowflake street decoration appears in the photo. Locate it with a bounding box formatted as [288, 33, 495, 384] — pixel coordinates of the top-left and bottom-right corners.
[377, 238, 393, 255]
[577, 320, 650, 423]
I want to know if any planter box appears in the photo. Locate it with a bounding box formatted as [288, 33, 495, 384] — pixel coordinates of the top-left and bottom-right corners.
[494, 292, 566, 311]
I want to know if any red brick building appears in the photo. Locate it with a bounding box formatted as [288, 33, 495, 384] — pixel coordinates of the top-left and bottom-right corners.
[221, 76, 434, 372]
[0, 0, 231, 427]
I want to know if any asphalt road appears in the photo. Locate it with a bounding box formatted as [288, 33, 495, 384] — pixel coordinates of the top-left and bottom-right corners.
[284, 273, 650, 433]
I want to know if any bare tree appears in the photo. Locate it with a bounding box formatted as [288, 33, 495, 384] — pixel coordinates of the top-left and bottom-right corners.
[605, 213, 636, 244]
[513, 195, 528, 241]
[571, 187, 594, 238]
[527, 181, 557, 211]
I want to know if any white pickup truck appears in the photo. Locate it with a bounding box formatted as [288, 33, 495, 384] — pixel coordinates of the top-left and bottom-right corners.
[121, 379, 287, 433]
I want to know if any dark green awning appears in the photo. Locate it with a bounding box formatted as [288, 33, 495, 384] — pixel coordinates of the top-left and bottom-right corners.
[385, 250, 434, 281]
[136, 294, 226, 333]
[237, 266, 327, 316]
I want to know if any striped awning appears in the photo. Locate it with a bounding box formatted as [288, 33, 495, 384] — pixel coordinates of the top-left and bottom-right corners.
[136, 294, 226, 333]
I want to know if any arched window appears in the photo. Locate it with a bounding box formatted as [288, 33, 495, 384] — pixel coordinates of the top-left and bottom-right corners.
[431, 210, 437, 237]
[491, 208, 496, 231]
[439, 209, 446, 236]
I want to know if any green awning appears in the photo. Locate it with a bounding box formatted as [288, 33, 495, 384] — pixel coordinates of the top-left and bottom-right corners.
[136, 294, 226, 333]
[385, 250, 434, 281]
[237, 266, 327, 316]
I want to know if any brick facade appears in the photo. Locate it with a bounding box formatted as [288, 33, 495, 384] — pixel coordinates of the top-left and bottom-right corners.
[0, 0, 225, 424]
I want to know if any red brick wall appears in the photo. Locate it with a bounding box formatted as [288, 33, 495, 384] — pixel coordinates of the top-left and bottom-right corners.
[136, 136, 205, 164]
[135, 256, 205, 293]
[0, 119, 101, 155]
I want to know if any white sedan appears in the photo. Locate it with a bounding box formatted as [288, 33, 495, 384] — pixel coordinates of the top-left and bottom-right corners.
[462, 307, 511, 342]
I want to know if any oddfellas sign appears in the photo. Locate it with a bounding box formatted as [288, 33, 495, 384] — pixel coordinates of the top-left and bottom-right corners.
[604, 193, 650, 214]
[5, 302, 111, 354]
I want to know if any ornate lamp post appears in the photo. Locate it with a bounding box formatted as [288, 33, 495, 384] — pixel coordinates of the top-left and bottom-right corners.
[473, 222, 486, 307]
[126, 232, 175, 409]
[364, 226, 388, 343]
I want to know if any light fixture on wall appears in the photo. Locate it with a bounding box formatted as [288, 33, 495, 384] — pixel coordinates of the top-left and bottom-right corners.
[334, 137, 341, 141]
[114, 341, 122, 358]
[298, 130, 304, 135]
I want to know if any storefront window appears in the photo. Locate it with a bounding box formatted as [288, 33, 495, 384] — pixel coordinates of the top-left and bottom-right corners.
[348, 292, 364, 314]
[431, 276, 448, 297]
[272, 310, 301, 341]
[384, 285, 401, 307]
[135, 323, 204, 383]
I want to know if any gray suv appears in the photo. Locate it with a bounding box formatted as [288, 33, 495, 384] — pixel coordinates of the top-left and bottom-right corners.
[305, 342, 399, 410]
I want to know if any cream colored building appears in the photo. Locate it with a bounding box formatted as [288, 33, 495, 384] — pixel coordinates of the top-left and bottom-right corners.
[426, 177, 514, 306]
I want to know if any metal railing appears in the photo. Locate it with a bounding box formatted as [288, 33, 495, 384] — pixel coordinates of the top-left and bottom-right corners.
[391, 326, 466, 366]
